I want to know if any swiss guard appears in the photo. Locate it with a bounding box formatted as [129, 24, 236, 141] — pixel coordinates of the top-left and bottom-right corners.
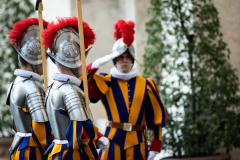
[7, 18, 52, 160]
[85, 19, 168, 160]
[42, 17, 108, 160]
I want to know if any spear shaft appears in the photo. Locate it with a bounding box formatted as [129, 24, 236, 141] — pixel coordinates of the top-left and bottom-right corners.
[76, 0, 90, 116]
[37, 1, 48, 93]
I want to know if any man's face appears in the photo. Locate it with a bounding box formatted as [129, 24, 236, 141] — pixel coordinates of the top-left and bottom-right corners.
[115, 52, 133, 73]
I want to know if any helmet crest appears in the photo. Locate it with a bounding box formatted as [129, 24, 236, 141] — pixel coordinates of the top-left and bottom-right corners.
[114, 19, 135, 47]
[42, 17, 95, 52]
[8, 18, 48, 46]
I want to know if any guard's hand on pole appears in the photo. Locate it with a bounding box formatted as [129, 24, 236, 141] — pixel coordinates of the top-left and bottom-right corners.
[35, 0, 42, 11]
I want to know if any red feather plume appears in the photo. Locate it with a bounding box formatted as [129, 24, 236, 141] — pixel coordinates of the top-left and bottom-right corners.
[8, 18, 48, 46]
[114, 19, 135, 47]
[42, 17, 95, 51]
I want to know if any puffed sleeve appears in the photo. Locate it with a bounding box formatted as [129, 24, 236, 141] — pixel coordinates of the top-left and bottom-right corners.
[79, 63, 112, 102]
[145, 78, 168, 152]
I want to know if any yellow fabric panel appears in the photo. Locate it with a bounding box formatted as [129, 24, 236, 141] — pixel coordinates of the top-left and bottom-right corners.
[15, 148, 20, 159]
[126, 143, 134, 160]
[23, 147, 30, 160]
[83, 144, 95, 160]
[151, 126, 162, 141]
[106, 89, 120, 122]
[53, 155, 58, 160]
[124, 131, 138, 150]
[32, 121, 47, 147]
[128, 76, 146, 124]
[72, 150, 81, 160]
[107, 127, 118, 140]
[22, 108, 29, 113]
[117, 79, 129, 112]
[92, 121, 99, 141]
[114, 143, 121, 160]
[28, 136, 41, 147]
[35, 148, 42, 160]
[104, 88, 119, 140]
[146, 78, 156, 89]
[100, 143, 110, 160]
[93, 74, 111, 95]
[73, 121, 79, 149]
[147, 88, 163, 125]
[11, 146, 43, 160]
[101, 102, 110, 120]
[48, 144, 63, 158]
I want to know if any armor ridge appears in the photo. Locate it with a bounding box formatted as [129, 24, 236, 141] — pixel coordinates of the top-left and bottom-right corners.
[17, 25, 43, 65]
[48, 28, 82, 68]
[8, 76, 48, 133]
[46, 79, 89, 140]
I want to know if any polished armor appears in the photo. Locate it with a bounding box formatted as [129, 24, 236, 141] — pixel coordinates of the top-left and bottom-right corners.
[42, 17, 100, 160]
[6, 73, 48, 150]
[49, 27, 81, 69]
[112, 38, 135, 59]
[16, 25, 43, 65]
[46, 77, 89, 140]
[7, 18, 51, 160]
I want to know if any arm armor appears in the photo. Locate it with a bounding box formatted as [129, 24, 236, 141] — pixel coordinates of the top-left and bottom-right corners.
[7, 77, 48, 133]
[46, 81, 89, 140]
[26, 80, 48, 122]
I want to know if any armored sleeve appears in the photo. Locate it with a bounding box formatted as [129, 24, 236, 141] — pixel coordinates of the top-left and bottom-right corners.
[25, 80, 48, 122]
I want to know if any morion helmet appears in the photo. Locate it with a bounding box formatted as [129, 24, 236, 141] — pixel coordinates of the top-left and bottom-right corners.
[8, 18, 48, 65]
[42, 17, 95, 69]
[112, 19, 135, 60]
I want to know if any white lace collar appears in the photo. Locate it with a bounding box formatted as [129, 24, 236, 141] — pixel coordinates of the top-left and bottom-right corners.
[110, 67, 138, 80]
[52, 73, 81, 86]
[14, 69, 41, 81]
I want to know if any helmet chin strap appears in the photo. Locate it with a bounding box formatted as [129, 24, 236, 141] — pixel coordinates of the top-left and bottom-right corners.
[32, 65, 39, 74]
[71, 68, 79, 77]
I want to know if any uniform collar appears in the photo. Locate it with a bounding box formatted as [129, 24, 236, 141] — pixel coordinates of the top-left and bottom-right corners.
[110, 67, 138, 80]
[14, 69, 41, 81]
[52, 73, 81, 86]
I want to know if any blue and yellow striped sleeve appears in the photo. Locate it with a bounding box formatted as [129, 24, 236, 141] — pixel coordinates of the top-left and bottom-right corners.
[145, 78, 168, 152]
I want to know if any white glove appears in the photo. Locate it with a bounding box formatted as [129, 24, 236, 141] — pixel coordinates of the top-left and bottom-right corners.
[97, 137, 109, 151]
[91, 51, 121, 69]
[147, 151, 159, 160]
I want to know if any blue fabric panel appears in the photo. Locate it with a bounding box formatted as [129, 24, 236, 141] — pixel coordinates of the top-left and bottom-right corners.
[128, 77, 136, 109]
[111, 77, 128, 122]
[146, 80, 166, 126]
[66, 121, 73, 147]
[76, 121, 83, 147]
[30, 147, 36, 160]
[108, 141, 114, 160]
[18, 137, 29, 150]
[145, 91, 154, 129]
[102, 96, 113, 121]
[134, 144, 141, 160]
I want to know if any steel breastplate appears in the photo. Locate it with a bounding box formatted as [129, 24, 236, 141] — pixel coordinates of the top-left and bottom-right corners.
[8, 76, 48, 133]
[46, 81, 89, 140]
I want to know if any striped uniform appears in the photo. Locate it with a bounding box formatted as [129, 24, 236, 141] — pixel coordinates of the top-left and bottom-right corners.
[10, 119, 52, 160]
[85, 72, 168, 160]
[46, 119, 100, 160]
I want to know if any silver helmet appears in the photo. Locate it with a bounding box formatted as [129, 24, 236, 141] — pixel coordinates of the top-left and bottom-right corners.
[17, 25, 42, 65]
[112, 38, 135, 59]
[49, 27, 81, 69]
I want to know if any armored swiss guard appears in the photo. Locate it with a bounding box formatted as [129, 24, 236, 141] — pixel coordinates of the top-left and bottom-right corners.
[84, 19, 168, 160]
[42, 17, 108, 160]
[7, 18, 52, 160]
